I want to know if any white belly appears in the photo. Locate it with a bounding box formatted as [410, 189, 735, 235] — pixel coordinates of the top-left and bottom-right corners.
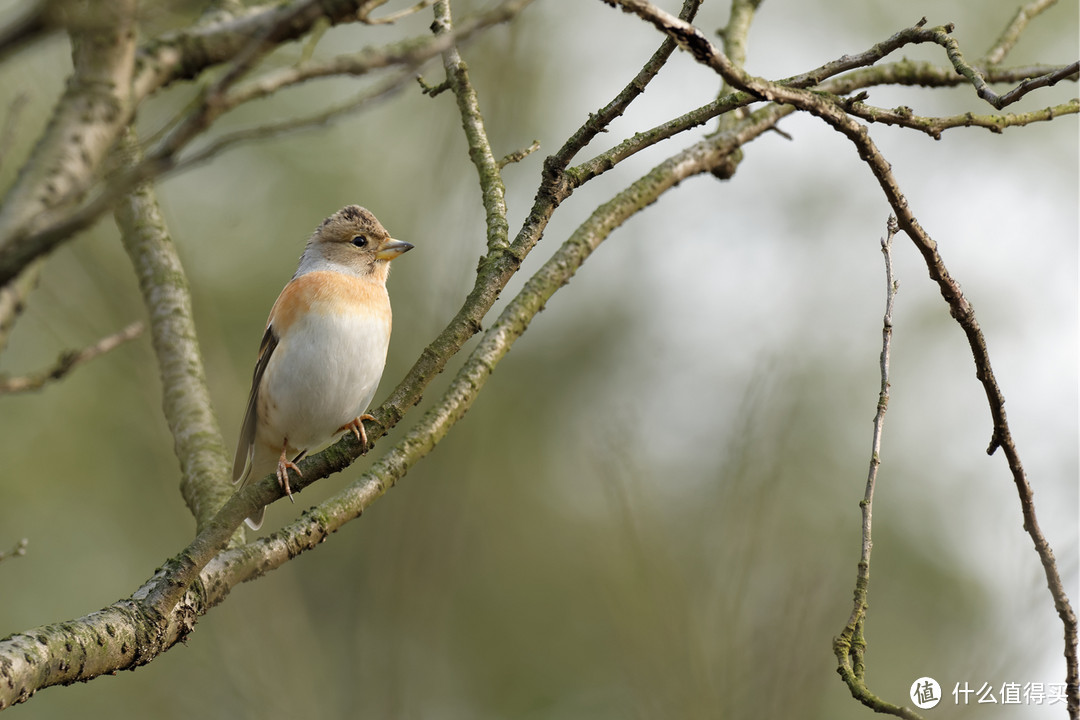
[259, 309, 390, 452]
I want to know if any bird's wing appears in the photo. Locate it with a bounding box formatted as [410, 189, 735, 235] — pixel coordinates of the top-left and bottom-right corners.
[232, 323, 279, 485]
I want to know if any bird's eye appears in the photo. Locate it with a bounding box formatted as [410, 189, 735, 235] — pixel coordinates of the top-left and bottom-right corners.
[351, 235, 368, 247]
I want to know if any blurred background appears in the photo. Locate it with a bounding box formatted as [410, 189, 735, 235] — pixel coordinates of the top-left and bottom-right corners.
[0, 0, 1076, 717]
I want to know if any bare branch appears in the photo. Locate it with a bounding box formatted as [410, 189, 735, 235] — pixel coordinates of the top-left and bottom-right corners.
[985, 0, 1059, 65]
[432, 0, 514, 254]
[0, 322, 143, 395]
[498, 140, 540, 168]
[0, 260, 39, 356]
[0, 0, 60, 64]
[359, 0, 436, 24]
[0, 0, 138, 279]
[552, 0, 701, 171]
[926, 23, 1079, 109]
[833, 217, 919, 719]
[0, 538, 28, 565]
[843, 95, 1079, 139]
[225, 0, 526, 111]
[130, 0, 370, 101]
[163, 68, 417, 175]
[0, 92, 29, 174]
[113, 130, 234, 532]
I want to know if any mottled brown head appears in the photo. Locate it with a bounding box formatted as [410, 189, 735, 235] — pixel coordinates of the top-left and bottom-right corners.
[298, 205, 413, 280]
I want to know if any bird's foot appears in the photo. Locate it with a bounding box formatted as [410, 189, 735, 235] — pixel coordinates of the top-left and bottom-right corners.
[339, 414, 376, 449]
[276, 448, 303, 503]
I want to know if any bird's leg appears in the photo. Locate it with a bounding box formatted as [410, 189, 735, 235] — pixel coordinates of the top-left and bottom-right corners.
[339, 414, 376, 449]
[275, 443, 302, 503]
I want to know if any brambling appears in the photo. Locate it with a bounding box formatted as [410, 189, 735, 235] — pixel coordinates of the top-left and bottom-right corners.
[232, 205, 413, 530]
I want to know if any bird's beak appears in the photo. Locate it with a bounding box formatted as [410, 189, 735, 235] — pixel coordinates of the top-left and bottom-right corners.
[375, 238, 414, 261]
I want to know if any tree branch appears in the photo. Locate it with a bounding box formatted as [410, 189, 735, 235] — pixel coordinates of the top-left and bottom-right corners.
[0, 538, 27, 565]
[113, 130, 234, 532]
[985, 0, 1059, 65]
[432, 0, 516, 254]
[833, 217, 920, 719]
[841, 94, 1078, 139]
[0, 322, 143, 395]
[0, 0, 138, 286]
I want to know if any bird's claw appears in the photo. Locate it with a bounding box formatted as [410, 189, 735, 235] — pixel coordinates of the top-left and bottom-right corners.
[339, 414, 377, 449]
[276, 448, 302, 504]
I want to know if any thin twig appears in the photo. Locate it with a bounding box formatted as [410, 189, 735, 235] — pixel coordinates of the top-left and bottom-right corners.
[0, 538, 28, 564]
[432, 0, 514, 254]
[498, 140, 540, 168]
[168, 69, 417, 174]
[833, 217, 919, 719]
[148, 0, 324, 166]
[569, 19, 1074, 190]
[0, 259, 40, 355]
[0, 91, 29, 173]
[0, 322, 143, 394]
[227, 0, 528, 109]
[843, 96, 1078, 139]
[925, 22, 1079, 109]
[985, 0, 1059, 65]
[359, 0, 436, 24]
[553, 0, 702, 171]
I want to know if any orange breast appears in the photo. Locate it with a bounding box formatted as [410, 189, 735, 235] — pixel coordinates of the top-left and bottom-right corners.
[269, 271, 391, 335]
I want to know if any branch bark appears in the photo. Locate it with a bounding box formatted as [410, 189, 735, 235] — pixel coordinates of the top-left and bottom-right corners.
[113, 130, 234, 532]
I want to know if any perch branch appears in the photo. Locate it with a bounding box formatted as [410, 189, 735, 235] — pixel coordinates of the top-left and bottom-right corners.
[0, 72, 784, 711]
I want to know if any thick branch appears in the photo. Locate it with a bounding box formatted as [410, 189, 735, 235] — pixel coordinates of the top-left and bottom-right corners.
[114, 131, 233, 531]
[0, 0, 137, 280]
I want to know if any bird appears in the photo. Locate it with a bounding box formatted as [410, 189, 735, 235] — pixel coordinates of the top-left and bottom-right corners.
[232, 205, 413, 530]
